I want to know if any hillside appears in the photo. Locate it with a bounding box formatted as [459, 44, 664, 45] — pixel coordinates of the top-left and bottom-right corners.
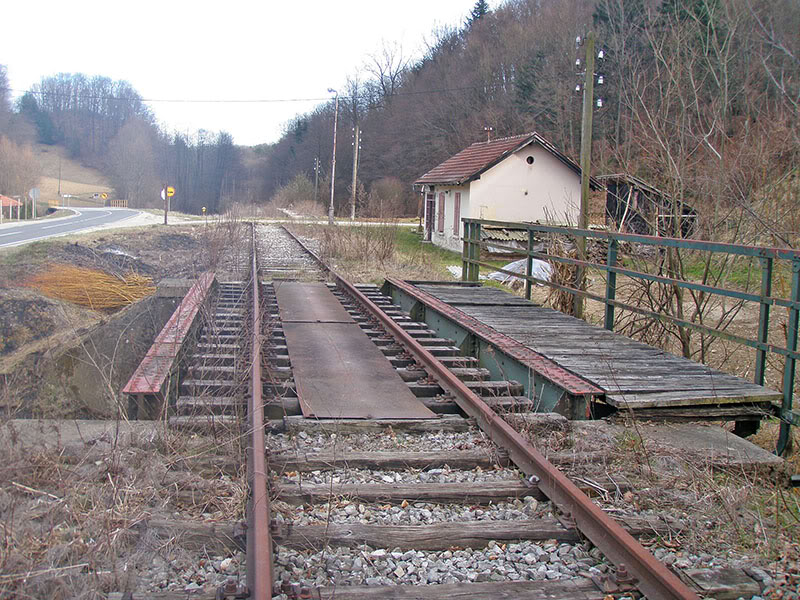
[33, 144, 114, 208]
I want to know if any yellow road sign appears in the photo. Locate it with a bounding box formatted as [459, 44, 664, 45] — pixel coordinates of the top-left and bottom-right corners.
[101, 193, 108, 200]
[166, 186, 176, 197]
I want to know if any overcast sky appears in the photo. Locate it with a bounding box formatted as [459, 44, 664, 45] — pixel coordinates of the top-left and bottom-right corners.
[4, 0, 492, 146]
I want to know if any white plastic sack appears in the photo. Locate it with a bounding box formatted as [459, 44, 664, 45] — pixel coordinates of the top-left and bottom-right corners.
[487, 258, 552, 285]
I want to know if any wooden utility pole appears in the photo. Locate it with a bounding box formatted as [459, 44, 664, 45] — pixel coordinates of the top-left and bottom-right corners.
[575, 31, 596, 320]
[328, 90, 339, 226]
[350, 124, 360, 220]
[315, 159, 320, 202]
[163, 184, 168, 225]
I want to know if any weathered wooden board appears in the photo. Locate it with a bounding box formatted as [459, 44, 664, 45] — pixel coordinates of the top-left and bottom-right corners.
[273, 480, 546, 505]
[416, 283, 781, 410]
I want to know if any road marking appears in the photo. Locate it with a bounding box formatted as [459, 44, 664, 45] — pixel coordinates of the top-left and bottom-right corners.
[0, 210, 138, 248]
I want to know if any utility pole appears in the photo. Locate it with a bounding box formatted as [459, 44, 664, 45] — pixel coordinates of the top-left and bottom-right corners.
[162, 184, 168, 225]
[313, 157, 320, 205]
[327, 88, 339, 226]
[350, 123, 360, 220]
[575, 31, 596, 320]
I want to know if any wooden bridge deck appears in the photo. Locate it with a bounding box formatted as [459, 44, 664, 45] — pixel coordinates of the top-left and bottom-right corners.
[410, 282, 781, 413]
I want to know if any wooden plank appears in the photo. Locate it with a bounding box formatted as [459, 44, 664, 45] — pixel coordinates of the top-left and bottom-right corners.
[282, 416, 473, 434]
[271, 450, 510, 472]
[176, 450, 609, 477]
[610, 404, 773, 421]
[680, 568, 761, 600]
[313, 578, 620, 599]
[274, 481, 546, 505]
[273, 515, 686, 551]
[607, 389, 782, 408]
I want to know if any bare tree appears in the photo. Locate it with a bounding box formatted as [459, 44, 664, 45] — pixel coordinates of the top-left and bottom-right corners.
[365, 41, 409, 106]
[0, 136, 41, 198]
[107, 119, 159, 208]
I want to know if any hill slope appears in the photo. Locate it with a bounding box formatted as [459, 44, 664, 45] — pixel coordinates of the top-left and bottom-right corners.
[33, 144, 114, 208]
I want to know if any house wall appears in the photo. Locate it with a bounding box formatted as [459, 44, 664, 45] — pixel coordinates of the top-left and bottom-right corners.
[429, 185, 470, 253]
[470, 144, 580, 224]
[427, 144, 581, 253]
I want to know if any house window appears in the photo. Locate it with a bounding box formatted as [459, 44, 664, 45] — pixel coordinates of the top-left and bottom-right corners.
[453, 192, 461, 236]
[437, 192, 445, 233]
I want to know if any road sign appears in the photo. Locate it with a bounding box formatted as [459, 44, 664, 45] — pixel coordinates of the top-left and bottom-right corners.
[101, 193, 108, 200]
[28, 188, 40, 201]
[166, 186, 175, 198]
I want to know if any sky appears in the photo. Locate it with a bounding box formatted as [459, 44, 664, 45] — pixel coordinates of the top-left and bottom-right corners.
[3, 0, 492, 146]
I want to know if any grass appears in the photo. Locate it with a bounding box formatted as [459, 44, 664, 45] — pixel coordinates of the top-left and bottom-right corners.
[0, 240, 57, 270]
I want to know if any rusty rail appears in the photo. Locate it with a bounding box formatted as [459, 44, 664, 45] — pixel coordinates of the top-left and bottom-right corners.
[283, 226, 699, 600]
[246, 224, 273, 599]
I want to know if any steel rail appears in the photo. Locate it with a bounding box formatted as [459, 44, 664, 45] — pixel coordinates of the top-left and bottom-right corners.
[283, 226, 699, 600]
[246, 224, 274, 599]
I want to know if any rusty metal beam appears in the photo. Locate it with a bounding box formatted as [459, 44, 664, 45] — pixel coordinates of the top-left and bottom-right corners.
[283, 226, 699, 600]
[247, 225, 273, 599]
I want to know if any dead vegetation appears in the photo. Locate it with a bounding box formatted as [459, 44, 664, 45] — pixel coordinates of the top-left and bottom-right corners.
[25, 265, 155, 310]
[290, 223, 444, 284]
[0, 419, 245, 599]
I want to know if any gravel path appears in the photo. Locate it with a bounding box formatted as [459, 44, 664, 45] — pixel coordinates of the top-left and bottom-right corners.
[278, 465, 521, 485]
[267, 428, 495, 453]
[273, 496, 548, 526]
[273, 541, 610, 589]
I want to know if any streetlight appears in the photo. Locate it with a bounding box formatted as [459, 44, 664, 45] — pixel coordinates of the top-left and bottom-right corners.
[328, 88, 339, 226]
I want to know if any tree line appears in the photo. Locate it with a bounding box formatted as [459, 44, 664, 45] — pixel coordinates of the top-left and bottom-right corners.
[263, 0, 799, 243]
[2, 0, 798, 232]
[0, 70, 246, 213]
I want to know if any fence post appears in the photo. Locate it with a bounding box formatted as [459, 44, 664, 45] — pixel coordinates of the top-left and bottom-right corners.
[462, 221, 470, 281]
[470, 222, 482, 281]
[604, 237, 618, 331]
[755, 256, 773, 386]
[525, 229, 534, 300]
[778, 257, 800, 456]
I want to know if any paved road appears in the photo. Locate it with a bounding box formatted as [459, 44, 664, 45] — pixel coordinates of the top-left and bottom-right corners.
[0, 208, 142, 249]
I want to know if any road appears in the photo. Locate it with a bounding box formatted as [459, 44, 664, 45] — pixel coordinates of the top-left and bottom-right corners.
[0, 207, 142, 249]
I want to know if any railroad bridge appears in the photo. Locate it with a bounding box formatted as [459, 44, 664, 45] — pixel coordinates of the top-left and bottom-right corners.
[121, 222, 795, 600]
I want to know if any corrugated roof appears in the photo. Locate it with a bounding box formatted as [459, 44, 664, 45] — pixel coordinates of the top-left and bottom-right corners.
[415, 132, 602, 188]
[481, 227, 528, 242]
[0, 195, 22, 208]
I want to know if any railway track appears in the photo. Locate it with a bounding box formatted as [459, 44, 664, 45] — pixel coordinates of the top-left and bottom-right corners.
[163, 224, 762, 599]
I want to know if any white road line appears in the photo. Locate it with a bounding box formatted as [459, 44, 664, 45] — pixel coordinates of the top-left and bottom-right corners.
[0, 210, 137, 248]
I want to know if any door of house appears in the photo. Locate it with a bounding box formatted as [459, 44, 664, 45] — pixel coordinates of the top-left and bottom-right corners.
[424, 194, 435, 241]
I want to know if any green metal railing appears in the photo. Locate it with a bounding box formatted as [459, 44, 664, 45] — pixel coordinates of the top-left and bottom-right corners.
[462, 218, 800, 455]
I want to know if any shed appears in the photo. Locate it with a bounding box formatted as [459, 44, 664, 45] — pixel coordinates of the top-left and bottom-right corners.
[598, 174, 697, 238]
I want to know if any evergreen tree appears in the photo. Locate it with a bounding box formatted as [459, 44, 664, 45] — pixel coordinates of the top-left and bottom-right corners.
[17, 92, 57, 145]
[466, 0, 490, 28]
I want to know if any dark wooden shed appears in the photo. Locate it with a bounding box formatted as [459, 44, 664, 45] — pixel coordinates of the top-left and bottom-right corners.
[598, 174, 697, 238]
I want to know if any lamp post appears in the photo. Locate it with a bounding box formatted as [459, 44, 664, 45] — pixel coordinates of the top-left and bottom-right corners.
[328, 88, 339, 226]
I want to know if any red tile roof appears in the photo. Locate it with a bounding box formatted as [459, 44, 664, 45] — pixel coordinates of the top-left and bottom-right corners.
[415, 132, 601, 188]
[0, 195, 22, 208]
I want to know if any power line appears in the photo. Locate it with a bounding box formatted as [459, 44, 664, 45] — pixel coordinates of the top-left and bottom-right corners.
[0, 84, 498, 105]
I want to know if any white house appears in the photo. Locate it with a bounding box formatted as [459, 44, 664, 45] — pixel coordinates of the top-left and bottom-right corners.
[415, 132, 595, 252]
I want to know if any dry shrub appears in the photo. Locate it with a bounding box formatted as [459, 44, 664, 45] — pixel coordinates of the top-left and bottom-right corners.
[545, 236, 576, 315]
[318, 223, 398, 265]
[25, 266, 155, 310]
[0, 420, 245, 599]
[364, 177, 412, 218]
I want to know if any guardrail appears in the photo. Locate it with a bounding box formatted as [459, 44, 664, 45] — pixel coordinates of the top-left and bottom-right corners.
[462, 218, 800, 455]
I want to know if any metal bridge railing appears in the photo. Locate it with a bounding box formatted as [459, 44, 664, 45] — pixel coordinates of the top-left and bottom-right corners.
[461, 218, 800, 455]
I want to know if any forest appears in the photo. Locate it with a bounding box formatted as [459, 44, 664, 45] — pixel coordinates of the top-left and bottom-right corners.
[1, 0, 798, 246]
